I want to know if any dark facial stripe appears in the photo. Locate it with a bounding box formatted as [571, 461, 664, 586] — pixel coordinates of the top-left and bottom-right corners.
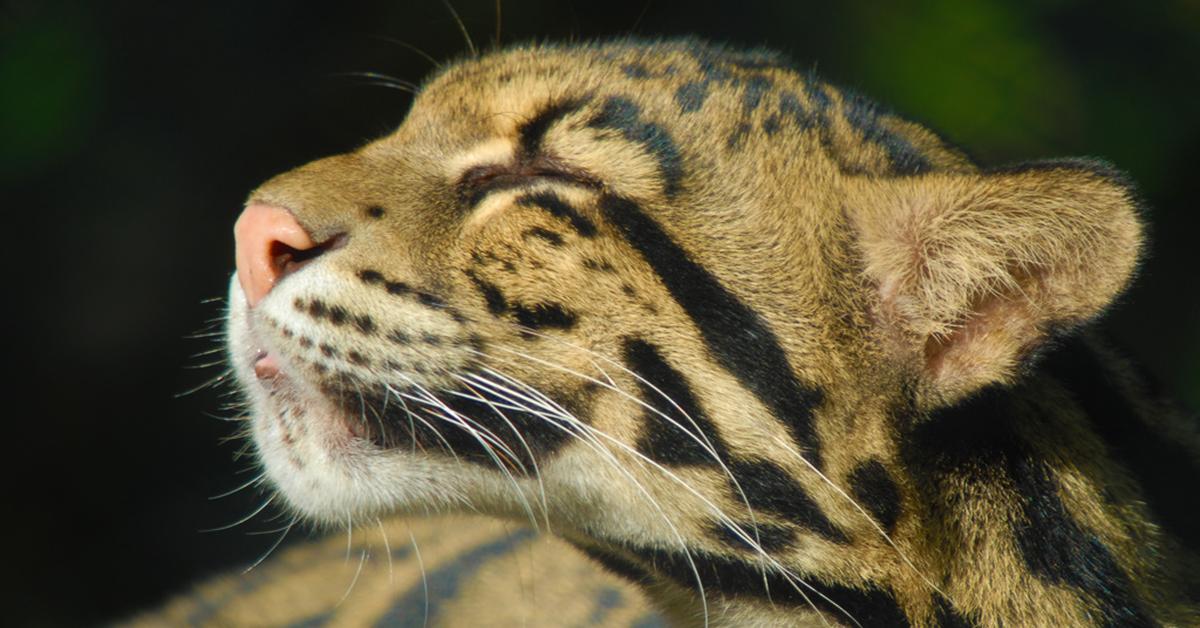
[713, 520, 796, 554]
[1041, 336, 1199, 553]
[518, 97, 589, 155]
[524, 226, 564, 246]
[516, 191, 597, 237]
[622, 338, 843, 542]
[587, 97, 684, 196]
[617, 543, 909, 624]
[623, 337, 728, 466]
[902, 385, 1153, 626]
[512, 302, 577, 332]
[728, 459, 848, 544]
[466, 272, 508, 316]
[847, 459, 902, 535]
[598, 194, 826, 469]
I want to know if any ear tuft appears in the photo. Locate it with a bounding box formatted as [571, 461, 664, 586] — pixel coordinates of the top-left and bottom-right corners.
[852, 160, 1144, 403]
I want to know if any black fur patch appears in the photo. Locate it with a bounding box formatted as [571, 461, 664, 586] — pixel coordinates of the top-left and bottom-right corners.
[467, 272, 508, 316]
[847, 459, 902, 534]
[762, 114, 780, 136]
[512, 302, 577, 332]
[587, 97, 684, 196]
[518, 97, 589, 155]
[675, 81, 708, 113]
[840, 91, 931, 176]
[598, 194, 826, 469]
[902, 385, 1153, 626]
[623, 337, 728, 466]
[714, 520, 796, 553]
[726, 122, 751, 150]
[516, 191, 597, 237]
[1041, 336, 1199, 552]
[727, 459, 848, 544]
[741, 74, 772, 114]
[524, 226, 564, 246]
[622, 63, 652, 79]
[778, 90, 817, 131]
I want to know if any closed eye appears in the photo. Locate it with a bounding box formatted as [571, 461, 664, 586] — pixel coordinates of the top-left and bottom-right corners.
[457, 155, 600, 208]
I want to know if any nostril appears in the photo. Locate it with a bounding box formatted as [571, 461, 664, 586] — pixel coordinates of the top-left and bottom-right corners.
[270, 232, 348, 282]
[235, 203, 345, 307]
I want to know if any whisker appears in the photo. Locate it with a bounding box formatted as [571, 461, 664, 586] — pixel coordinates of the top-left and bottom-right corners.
[468, 360, 853, 625]
[201, 494, 276, 533]
[336, 548, 369, 607]
[377, 518, 395, 584]
[407, 522, 431, 628]
[440, 0, 477, 57]
[367, 34, 442, 68]
[243, 515, 297, 573]
[208, 472, 267, 500]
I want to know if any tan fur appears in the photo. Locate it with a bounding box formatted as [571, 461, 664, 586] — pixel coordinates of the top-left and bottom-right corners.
[182, 40, 1199, 626]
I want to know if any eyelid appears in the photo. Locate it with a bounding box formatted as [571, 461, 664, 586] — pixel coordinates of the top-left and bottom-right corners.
[456, 156, 600, 208]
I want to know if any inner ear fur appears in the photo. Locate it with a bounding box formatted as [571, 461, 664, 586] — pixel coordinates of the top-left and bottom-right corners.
[850, 160, 1144, 405]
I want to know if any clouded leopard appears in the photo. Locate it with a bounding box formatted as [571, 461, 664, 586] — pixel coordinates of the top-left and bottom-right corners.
[145, 39, 1199, 627]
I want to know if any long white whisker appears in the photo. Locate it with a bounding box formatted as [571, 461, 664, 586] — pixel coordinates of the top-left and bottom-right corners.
[242, 515, 297, 573]
[475, 348, 769, 572]
[394, 375, 541, 529]
[451, 377, 552, 532]
[485, 329, 936, 617]
[336, 548, 369, 607]
[200, 494, 276, 533]
[469, 362, 852, 626]
[208, 472, 267, 500]
[407, 522, 430, 628]
[377, 518, 395, 584]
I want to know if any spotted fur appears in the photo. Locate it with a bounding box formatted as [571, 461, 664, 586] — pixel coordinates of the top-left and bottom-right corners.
[200, 39, 1198, 626]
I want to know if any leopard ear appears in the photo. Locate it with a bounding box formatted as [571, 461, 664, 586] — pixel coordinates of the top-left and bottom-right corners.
[851, 160, 1144, 405]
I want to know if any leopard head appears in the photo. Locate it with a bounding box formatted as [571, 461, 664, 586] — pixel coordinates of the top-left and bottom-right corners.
[227, 40, 1156, 625]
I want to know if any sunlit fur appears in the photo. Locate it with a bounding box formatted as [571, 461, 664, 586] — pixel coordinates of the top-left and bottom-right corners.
[208, 40, 1197, 626]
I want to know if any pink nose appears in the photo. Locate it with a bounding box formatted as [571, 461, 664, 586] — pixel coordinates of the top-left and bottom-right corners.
[234, 204, 316, 307]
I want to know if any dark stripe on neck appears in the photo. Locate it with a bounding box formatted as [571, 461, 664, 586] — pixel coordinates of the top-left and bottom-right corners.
[727, 459, 848, 544]
[615, 542, 909, 625]
[1041, 336, 1199, 553]
[847, 459, 902, 535]
[598, 194, 826, 469]
[902, 385, 1154, 627]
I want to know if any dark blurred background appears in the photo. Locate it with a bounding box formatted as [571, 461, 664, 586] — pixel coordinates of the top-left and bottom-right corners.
[3, 0, 1197, 624]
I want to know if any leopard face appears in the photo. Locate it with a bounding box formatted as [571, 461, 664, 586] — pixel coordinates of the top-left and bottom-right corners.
[226, 39, 1195, 626]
